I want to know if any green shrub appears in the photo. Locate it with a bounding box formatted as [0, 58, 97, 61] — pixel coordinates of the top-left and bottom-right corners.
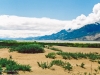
[0, 58, 17, 67]
[98, 61, 100, 64]
[5, 64, 18, 74]
[98, 66, 100, 70]
[13, 44, 44, 53]
[0, 65, 3, 74]
[57, 51, 100, 60]
[51, 60, 66, 67]
[80, 62, 85, 68]
[45, 52, 56, 59]
[0, 58, 31, 74]
[37, 62, 53, 69]
[63, 62, 73, 71]
[37, 60, 73, 71]
[16, 64, 31, 71]
[50, 47, 62, 51]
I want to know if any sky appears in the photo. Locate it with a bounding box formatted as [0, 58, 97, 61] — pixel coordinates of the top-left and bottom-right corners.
[0, 0, 100, 38]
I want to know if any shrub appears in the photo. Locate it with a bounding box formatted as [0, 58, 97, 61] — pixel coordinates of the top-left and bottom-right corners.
[0, 58, 17, 67]
[37, 60, 73, 71]
[63, 62, 73, 71]
[37, 62, 53, 69]
[0, 65, 3, 74]
[98, 61, 100, 64]
[14, 44, 44, 53]
[51, 60, 66, 67]
[80, 62, 85, 68]
[98, 66, 100, 70]
[57, 51, 100, 60]
[50, 47, 62, 52]
[45, 52, 56, 59]
[0, 58, 31, 74]
[16, 64, 31, 71]
[5, 64, 18, 74]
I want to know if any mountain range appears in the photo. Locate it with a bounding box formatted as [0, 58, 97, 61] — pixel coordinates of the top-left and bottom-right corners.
[1, 22, 100, 41]
[33, 22, 100, 41]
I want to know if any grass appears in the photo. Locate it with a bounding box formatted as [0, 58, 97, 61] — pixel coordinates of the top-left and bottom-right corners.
[10, 44, 44, 53]
[37, 60, 73, 71]
[80, 62, 85, 68]
[0, 40, 100, 49]
[0, 58, 31, 74]
[98, 61, 100, 64]
[63, 62, 73, 71]
[51, 60, 66, 67]
[0, 65, 3, 74]
[0, 40, 100, 74]
[49, 47, 62, 52]
[45, 52, 56, 59]
[37, 62, 53, 69]
[57, 51, 100, 60]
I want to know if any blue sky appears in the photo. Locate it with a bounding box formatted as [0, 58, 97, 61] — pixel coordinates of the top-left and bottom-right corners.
[0, 0, 100, 20]
[0, 0, 100, 38]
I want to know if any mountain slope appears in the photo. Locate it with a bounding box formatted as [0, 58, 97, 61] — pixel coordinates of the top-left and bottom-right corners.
[34, 23, 100, 40]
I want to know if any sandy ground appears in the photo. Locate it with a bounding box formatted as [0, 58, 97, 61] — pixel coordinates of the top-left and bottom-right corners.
[0, 46, 100, 75]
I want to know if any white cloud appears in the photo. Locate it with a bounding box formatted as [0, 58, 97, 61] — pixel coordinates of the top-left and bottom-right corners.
[0, 3, 100, 38]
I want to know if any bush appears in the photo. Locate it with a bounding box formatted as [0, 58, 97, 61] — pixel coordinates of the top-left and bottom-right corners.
[37, 60, 73, 71]
[45, 52, 56, 59]
[16, 64, 31, 71]
[50, 47, 62, 52]
[0, 58, 17, 67]
[5, 64, 18, 74]
[0, 58, 31, 74]
[13, 44, 44, 53]
[51, 60, 66, 67]
[80, 62, 85, 68]
[57, 51, 100, 60]
[98, 61, 100, 64]
[98, 66, 100, 70]
[0, 65, 3, 74]
[63, 62, 73, 71]
[37, 62, 53, 69]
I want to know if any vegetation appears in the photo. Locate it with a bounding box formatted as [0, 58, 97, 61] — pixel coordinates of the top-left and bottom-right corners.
[37, 62, 53, 69]
[63, 62, 73, 71]
[51, 60, 66, 67]
[0, 65, 3, 74]
[98, 61, 100, 64]
[39, 42, 100, 48]
[0, 40, 100, 74]
[0, 40, 100, 49]
[37, 60, 73, 71]
[0, 58, 31, 74]
[80, 62, 85, 68]
[57, 51, 100, 60]
[45, 52, 56, 59]
[49, 47, 62, 51]
[10, 44, 44, 53]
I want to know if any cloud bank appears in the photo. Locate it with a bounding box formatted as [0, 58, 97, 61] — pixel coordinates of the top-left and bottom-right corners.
[0, 3, 100, 38]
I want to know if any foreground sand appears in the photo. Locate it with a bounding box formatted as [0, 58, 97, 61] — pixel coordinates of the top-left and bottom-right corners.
[0, 46, 100, 75]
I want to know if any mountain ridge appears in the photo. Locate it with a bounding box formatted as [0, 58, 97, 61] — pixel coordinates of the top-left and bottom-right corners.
[1, 22, 100, 41]
[33, 22, 100, 41]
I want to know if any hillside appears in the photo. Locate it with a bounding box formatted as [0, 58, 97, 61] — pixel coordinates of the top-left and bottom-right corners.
[34, 22, 100, 40]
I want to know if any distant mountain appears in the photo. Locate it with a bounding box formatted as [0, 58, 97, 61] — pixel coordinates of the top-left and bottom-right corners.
[1, 22, 100, 41]
[34, 22, 100, 40]
[34, 29, 68, 40]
